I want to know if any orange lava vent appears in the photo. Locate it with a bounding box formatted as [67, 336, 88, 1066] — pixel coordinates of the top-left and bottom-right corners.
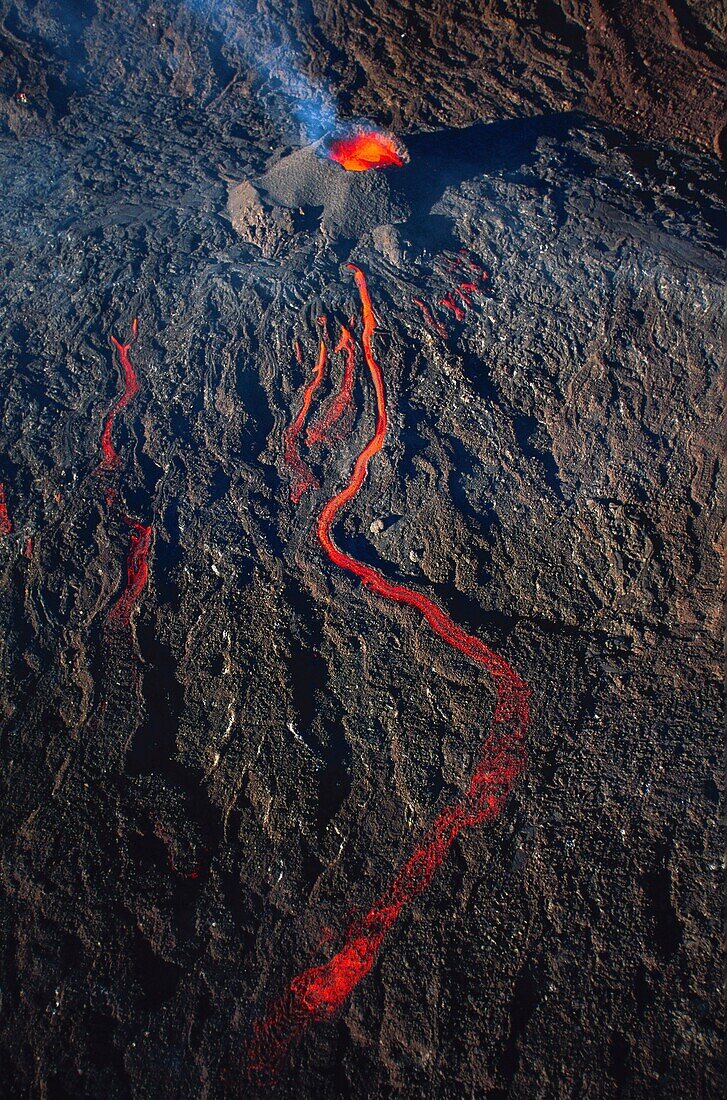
[326, 130, 405, 171]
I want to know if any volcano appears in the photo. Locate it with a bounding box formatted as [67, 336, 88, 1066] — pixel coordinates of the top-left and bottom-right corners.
[227, 133, 411, 252]
[0, 3, 724, 1100]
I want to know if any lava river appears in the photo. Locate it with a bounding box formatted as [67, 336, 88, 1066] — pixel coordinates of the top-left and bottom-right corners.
[283, 325, 328, 503]
[248, 265, 530, 1081]
[98, 320, 152, 634]
[100, 318, 140, 470]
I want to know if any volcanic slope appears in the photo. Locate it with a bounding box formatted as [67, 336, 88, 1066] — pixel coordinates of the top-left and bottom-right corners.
[0, 51, 724, 1100]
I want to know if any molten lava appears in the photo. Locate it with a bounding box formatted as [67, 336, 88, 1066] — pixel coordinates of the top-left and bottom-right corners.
[306, 325, 356, 447]
[0, 483, 11, 536]
[107, 517, 152, 628]
[439, 293, 466, 321]
[412, 298, 448, 339]
[436, 252, 490, 324]
[100, 319, 140, 470]
[283, 331, 328, 502]
[248, 265, 530, 1081]
[326, 131, 405, 172]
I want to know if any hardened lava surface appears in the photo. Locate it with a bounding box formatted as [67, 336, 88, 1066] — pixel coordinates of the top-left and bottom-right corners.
[0, 4, 725, 1100]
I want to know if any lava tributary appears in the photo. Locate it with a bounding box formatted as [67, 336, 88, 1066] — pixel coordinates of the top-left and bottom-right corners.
[0, 483, 12, 536]
[306, 325, 356, 447]
[107, 516, 152, 628]
[326, 130, 406, 172]
[283, 330, 328, 502]
[100, 319, 140, 470]
[413, 298, 448, 339]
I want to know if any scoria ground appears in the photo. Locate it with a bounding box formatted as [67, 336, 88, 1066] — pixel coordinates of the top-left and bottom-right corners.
[0, 3, 724, 1099]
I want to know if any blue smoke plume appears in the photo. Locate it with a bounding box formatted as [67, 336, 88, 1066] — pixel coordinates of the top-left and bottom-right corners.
[183, 0, 342, 141]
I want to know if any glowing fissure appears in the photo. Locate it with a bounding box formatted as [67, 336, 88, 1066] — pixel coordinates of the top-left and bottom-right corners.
[306, 325, 356, 447]
[283, 331, 328, 502]
[107, 516, 152, 628]
[0, 483, 11, 536]
[100, 318, 140, 470]
[457, 280, 480, 304]
[249, 265, 529, 1079]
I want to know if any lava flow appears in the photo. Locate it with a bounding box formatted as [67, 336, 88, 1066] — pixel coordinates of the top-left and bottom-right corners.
[306, 325, 356, 447]
[0, 483, 11, 536]
[326, 131, 405, 172]
[413, 297, 448, 338]
[283, 329, 328, 502]
[439, 292, 466, 320]
[248, 266, 530, 1080]
[438, 251, 490, 323]
[107, 517, 152, 628]
[99, 318, 140, 470]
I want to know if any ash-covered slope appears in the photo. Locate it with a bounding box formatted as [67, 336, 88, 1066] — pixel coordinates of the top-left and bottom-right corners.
[0, 4, 725, 1100]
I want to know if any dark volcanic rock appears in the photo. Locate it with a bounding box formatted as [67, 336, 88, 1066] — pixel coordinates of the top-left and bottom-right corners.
[0, 3, 724, 1100]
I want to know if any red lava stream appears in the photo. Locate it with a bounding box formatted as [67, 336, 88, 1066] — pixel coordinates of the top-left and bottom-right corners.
[100, 318, 140, 469]
[306, 324, 356, 447]
[439, 292, 466, 320]
[95, 318, 152, 629]
[248, 266, 530, 1080]
[283, 331, 327, 503]
[412, 297, 448, 338]
[106, 516, 152, 628]
[0, 483, 12, 536]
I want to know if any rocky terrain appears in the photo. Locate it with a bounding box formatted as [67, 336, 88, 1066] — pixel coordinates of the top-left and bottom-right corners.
[0, 3, 724, 1098]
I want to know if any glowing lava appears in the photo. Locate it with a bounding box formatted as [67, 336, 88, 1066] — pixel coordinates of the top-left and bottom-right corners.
[0, 483, 11, 536]
[412, 298, 448, 339]
[306, 325, 356, 447]
[107, 516, 152, 628]
[439, 292, 466, 321]
[436, 252, 490, 324]
[248, 265, 530, 1081]
[100, 319, 140, 470]
[283, 329, 328, 502]
[326, 131, 405, 172]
